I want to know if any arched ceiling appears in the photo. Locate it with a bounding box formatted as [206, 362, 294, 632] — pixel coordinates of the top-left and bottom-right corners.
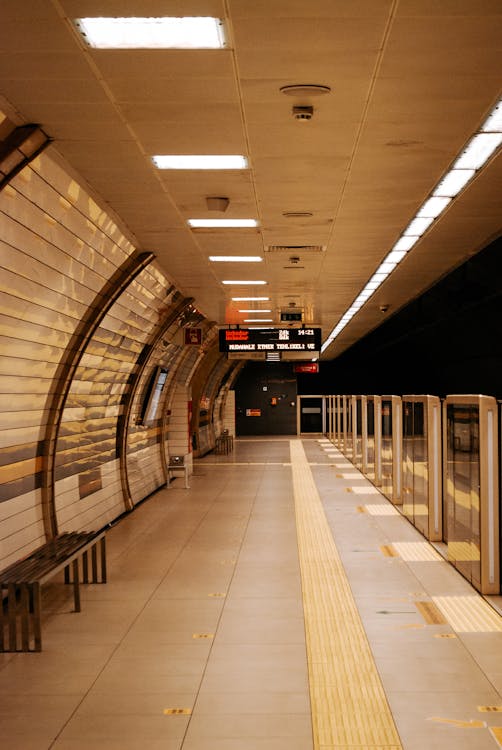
[1, 0, 501, 359]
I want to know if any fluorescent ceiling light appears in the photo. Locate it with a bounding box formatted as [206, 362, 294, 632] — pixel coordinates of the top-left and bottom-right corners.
[403, 216, 434, 236]
[222, 280, 267, 285]
[231, 297, 269, 301]
[417, 196, 451, 219]
[76, 16, 226, 49]
[377, 261, 397, 274]
[433, 169, 475, 197]
[244, 318, 273, 322]
[188, 219, 258, 228]
[454, 133, 502, 170]
[392, 236, 419, 252]
[481, 100, 502, 132]
[153, 155, 247, 170]
[239, 309, 271, 313]
[354, 296, 370, 306]
[385, 249, 407, 263]
[209, 255, 262, 262]
[370, 272, 388, 283]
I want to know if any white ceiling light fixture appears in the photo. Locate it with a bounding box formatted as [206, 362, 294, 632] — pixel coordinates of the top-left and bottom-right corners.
[392, 236, 420, 253]
[239, 309, 271, 313]
[385, 249, 408, 263]
[244, 318, 273, 323]
[433, 169, 475, 198]
[153, 155, 247, 170]
[222, 280, 267, 285]
[482, 101, 502, 132]
[322, 96, 502, 353]
[454, 133, 502, 170]
[403, 217, 434, 237]
[75, 16, 226, 49]
[188, 219, 258, 228]
[209, 256, 262, 262]
[416, 196, 451, 218]
[232, 297, 269, 302]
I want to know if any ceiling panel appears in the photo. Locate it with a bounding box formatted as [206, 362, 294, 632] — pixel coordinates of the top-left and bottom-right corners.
[0, 0, 500, 361]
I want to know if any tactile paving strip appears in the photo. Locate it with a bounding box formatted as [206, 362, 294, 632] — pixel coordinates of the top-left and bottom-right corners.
[290, 440, 402, 750]
[432, 595, 502, 633]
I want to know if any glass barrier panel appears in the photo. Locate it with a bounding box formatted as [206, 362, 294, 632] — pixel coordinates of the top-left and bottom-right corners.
[446, 404, 481, 587]
[381, 399, 393, 499]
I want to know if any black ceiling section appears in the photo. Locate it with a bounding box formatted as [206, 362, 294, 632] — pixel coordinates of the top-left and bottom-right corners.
[297, 233, 502, 398]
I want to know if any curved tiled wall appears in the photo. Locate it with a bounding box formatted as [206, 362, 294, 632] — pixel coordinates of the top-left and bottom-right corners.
[0, 148, 231, 569]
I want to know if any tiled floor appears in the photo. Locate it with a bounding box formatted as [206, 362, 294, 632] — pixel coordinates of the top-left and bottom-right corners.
[1, 437, 502, 749]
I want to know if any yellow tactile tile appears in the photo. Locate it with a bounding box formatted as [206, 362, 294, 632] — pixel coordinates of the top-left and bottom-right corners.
[290, 440, 402, 750]
[432, 595, 502, 633]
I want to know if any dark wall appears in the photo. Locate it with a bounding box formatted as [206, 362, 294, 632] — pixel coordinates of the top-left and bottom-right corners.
[234, 362, 298, 435]
[297, 234, 502, 398]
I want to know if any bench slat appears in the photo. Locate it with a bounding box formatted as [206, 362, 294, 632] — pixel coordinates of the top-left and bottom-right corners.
[0, 530, 106, 653]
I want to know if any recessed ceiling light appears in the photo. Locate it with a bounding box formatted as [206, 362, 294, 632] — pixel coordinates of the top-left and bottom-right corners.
[416, 196, 451, 219]
[392, 236, 420, 252]
[222, 280, 267, 285]
[231, 297, 270, 301]
[189, 219, 258, 228]
[433, 169, 475, 197]
[153, 155, 247, 170]
[403, 216, 434, 237]
[244, 318, 273, 323]
[453, 133, 502, 170]
[481, 100, 502, 132]
[209, 256, 262, 262]
[75, 16, 226, 49]
[385, 249, 408, 263]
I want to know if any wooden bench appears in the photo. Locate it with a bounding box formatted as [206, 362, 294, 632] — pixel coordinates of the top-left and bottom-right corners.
[0, 530, 106, 652]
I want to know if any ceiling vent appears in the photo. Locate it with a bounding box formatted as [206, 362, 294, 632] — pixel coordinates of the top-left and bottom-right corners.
[266, 245, 325, 254]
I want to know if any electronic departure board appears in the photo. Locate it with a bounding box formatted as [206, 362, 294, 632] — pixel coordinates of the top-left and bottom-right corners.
[219, 327, 321, 353]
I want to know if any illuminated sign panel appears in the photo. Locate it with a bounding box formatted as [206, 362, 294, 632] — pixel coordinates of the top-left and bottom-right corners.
[219, 327, 321, 353]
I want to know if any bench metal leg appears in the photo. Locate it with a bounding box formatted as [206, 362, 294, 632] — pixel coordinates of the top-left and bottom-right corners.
[8, 582, 17, 651]
[32, 582, 42, 652]
[100, 537, 107, 583]
[20, 583, 30, 651]
[91, 544, 98, 583]
[72, 559, 81, 612]
[82, 550, 89, 583]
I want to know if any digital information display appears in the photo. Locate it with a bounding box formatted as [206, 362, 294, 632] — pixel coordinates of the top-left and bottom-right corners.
[219, 327, 321, 353]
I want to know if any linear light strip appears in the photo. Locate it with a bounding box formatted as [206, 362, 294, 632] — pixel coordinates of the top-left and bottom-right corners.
[188, 219, 258, 228]
[321, 96, 502, 354]
[154, 155, 247, 169]
[76, 16, 226, 49]
[209, 255, 262, 262]
[231, 297, 270, 301]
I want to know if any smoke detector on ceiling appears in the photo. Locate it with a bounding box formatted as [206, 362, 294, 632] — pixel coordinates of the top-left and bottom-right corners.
[292, 105, 313, 121]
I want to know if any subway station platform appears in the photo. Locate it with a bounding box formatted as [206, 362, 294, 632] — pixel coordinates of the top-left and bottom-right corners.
[1, 437, 502, 750]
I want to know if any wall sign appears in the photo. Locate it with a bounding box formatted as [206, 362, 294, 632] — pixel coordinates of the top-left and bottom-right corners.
[246, 409, 261, 417]
[219, 327, 321, 353]
[185, 328, 202, 345]
[294, 362, 319, 374]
